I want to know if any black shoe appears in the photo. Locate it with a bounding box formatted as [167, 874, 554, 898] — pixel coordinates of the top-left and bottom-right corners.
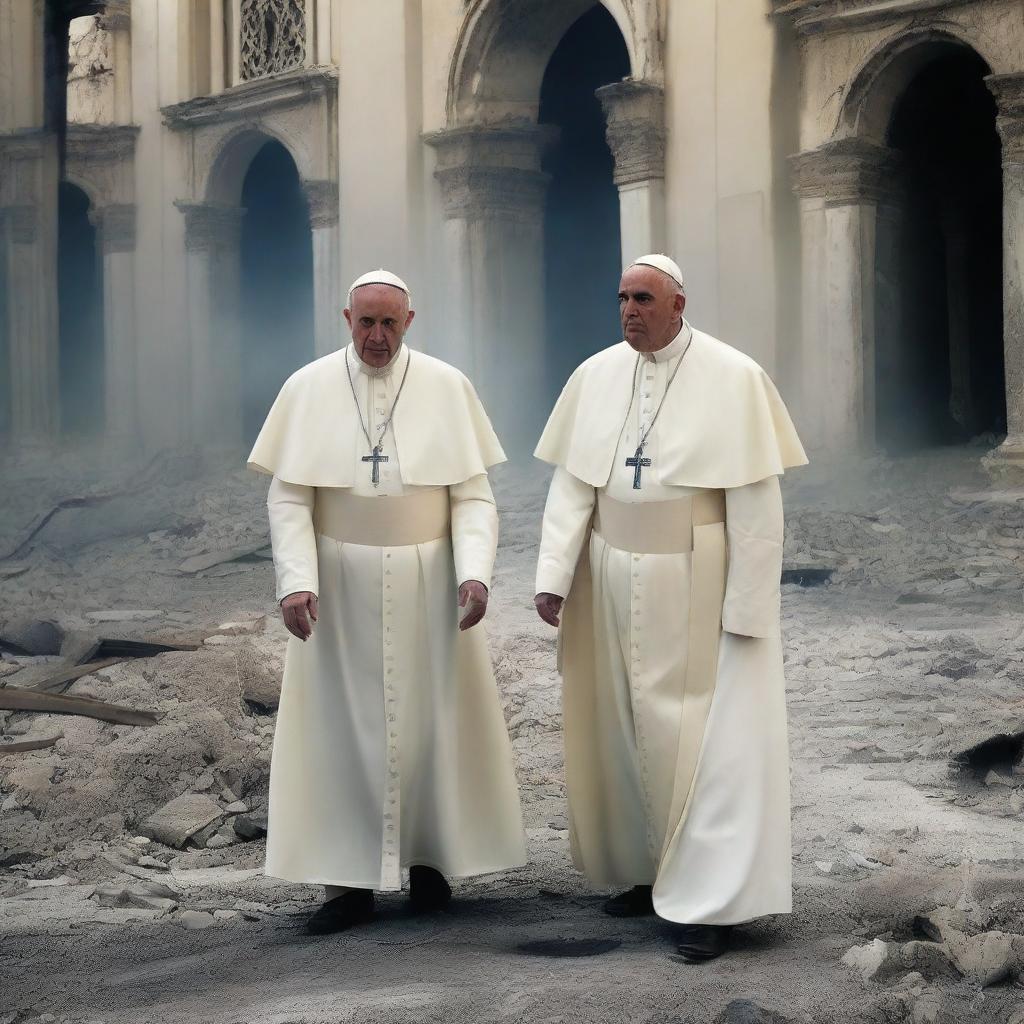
[409, 865, 452, 912]
[602, 885, 655, 917]
[675, 923, 732, 962]
[304, 889, 374, 935]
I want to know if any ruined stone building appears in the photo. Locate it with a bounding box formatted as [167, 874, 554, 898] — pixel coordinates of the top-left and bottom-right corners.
[0, 0, 1022, 463]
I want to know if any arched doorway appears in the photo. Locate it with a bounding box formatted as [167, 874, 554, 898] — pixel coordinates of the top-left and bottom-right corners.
[239, 140, 314, 442]
[875, 46, 1003, 451]
[540, 4, 631, 394]
[57, 181, 104, 437]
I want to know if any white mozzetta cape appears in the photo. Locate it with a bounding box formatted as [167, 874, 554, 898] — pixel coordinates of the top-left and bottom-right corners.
[248, 347, 506, 487]
[535, 329, 807, 488]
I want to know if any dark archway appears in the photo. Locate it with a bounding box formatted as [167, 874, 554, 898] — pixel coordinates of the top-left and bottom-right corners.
[58, 181, 104, 437]
[240, 140, 314, 442]
[540, 4, 631, 397]
[876, 47, 1003, 451]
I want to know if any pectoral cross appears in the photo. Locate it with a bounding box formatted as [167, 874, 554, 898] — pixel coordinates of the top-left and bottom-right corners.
[362, 445, 389, 486]
[625, 445, 652, 490]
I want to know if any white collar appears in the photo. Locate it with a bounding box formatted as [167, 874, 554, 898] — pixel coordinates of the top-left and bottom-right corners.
[641, 320, 691, 364]
[348, 342, 407, 378]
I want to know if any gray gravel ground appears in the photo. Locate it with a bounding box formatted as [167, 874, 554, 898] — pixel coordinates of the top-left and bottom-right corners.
[2, 443, 1024, 1023]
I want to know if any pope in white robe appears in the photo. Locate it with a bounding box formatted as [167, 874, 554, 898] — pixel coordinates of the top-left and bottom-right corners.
[534, 255, 807, 962]
[248, 269, 526, 934]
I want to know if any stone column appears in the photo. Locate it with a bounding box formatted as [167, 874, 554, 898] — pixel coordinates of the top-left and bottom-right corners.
[304, 179, 341, 358]
[424, 125, 555, 455]
[100, 0, 132, 124]
[596, 80, 666, 265]
[985, 73, 1024, 476]
[91, 203, 138, 448]
[0, 133, 60, 443]
[790, 139, 902, 452]
[176, 201, 245, 448]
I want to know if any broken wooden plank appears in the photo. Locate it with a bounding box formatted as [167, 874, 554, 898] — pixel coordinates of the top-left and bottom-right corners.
[0, 735, 61, 754]
[29, 658, 124, 694]
[92, 638, 199, 659]
[0, 688, 160, 727]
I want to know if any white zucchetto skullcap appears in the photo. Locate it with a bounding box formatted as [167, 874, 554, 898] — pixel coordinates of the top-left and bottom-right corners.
[347, 268, 411, 305]
[628, 254, 685, 291]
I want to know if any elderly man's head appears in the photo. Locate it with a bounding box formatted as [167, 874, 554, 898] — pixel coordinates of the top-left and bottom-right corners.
[618, 256, 686, 354]
[344, 273, 415, 369]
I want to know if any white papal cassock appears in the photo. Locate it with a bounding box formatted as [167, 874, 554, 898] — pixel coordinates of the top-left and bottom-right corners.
[248, 343, 526, 891]
[535, 323, 807, 925]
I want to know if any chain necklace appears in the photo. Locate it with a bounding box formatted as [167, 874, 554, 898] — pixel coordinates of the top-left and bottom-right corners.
[345, 346, 412, 487]
[622, 329, 693, 490]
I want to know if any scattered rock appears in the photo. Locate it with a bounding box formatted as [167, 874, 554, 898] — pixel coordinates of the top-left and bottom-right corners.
[814, 861, 834, 874]
[0, 617, 64, 656]
[913, 906, 970, 944]
[136, 855, 169, 871]
[215, 618, 266, 636]
[945, 929, 1017, 987]
[91, 886, 178, 913]
[26, 875, 76, 888]
[206, 834, 233, 849]
[984, 770, 1017, 788]
[713, 1000, 793, 1024]
[225, 801, 248, 814]
[176, 910, 216, 930]
[896, 941, 960, 980]
[233, 813, 268, 841]
[140, 793, 225, 848]
[213, 909, 240, 922]
[842, 938, 894, 982]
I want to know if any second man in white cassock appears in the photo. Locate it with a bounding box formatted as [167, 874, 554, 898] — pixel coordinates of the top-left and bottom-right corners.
[534, 255, 807, 962]
[248, 269, 526, 934]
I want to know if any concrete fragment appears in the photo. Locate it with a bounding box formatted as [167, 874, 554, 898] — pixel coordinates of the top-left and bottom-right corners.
[946, 929, 1016, 987]
[140, 793, 224, 848]
[91, 886, 178, 913]
[215, 617, 266, 636]
[913, 906, 970, 944]
[712, 1000, 792, 1023]
[984, 769, 1017, 787]
[842, 938, 893, 981]
[233, 813, 268, 841]
[177, 910, 216, 930]
[26, 875, 77, 888]
[897, 941, 960, 980]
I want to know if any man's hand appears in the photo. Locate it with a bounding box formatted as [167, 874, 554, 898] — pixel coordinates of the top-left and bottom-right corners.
[534, 592, 564, 628]
[458, 580, 488, 631]
[281, 591, 318, 641]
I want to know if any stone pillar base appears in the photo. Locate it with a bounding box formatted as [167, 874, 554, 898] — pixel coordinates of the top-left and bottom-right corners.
[982, 437, 1024, 484]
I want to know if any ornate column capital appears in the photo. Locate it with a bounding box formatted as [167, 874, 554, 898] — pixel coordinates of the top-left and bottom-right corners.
[790, 138, 904, 205]
[595, 79, 666, 187]
[986, 73, 1024, 168]
[175, 201, 245, 252]
[424, 125, 557, 224]
[303, 179, 339, 228]
[100, 0, 131, 33]
[90, 203, 136, 254]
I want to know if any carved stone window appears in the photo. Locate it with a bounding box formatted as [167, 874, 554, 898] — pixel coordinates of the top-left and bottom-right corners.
[240, 0, 306, 81]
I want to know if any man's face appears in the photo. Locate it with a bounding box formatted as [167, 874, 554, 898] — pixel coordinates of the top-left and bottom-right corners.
[618, 265, 686, 353]
[344, 284, 416, 368]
